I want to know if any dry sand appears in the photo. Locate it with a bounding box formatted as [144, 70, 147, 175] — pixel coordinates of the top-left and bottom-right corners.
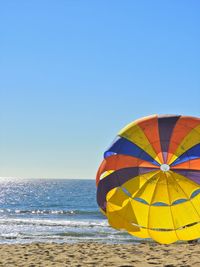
[0, 242, 199, 267]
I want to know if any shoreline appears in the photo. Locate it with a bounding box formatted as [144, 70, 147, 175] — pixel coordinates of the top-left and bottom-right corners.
[0, 242, 199, 267]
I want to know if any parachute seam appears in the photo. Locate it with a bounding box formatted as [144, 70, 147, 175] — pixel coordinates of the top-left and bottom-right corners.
[146, 173, 161, 240]
[166, 173, 179, 242]
[131, 171, 160, 200]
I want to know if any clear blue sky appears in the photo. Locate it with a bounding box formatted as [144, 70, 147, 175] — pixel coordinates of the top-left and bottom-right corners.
[0, 1, 200, 178]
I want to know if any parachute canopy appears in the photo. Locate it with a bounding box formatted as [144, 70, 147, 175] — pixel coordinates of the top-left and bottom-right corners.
[96, 115, 200, 244]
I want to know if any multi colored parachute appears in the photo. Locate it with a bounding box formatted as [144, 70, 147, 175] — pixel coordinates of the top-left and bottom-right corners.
[96, 115, 200, 244]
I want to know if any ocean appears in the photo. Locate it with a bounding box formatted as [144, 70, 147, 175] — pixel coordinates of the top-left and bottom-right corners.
[0, 178, 138, 244]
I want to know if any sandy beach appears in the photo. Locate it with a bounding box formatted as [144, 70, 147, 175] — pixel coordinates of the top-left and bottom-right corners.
[0, 242, 199, 267]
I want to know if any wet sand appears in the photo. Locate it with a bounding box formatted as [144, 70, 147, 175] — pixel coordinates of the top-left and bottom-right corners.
[0, 242, 199, 267]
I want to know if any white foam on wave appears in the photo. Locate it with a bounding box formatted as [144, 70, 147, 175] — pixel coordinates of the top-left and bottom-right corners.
[0, 219, 139, 244]
[0, 208, 101, 215]
[0, 218, 109, 227]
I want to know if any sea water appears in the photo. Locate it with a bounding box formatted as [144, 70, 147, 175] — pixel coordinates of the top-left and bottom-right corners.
[0, 178, 138, 244]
